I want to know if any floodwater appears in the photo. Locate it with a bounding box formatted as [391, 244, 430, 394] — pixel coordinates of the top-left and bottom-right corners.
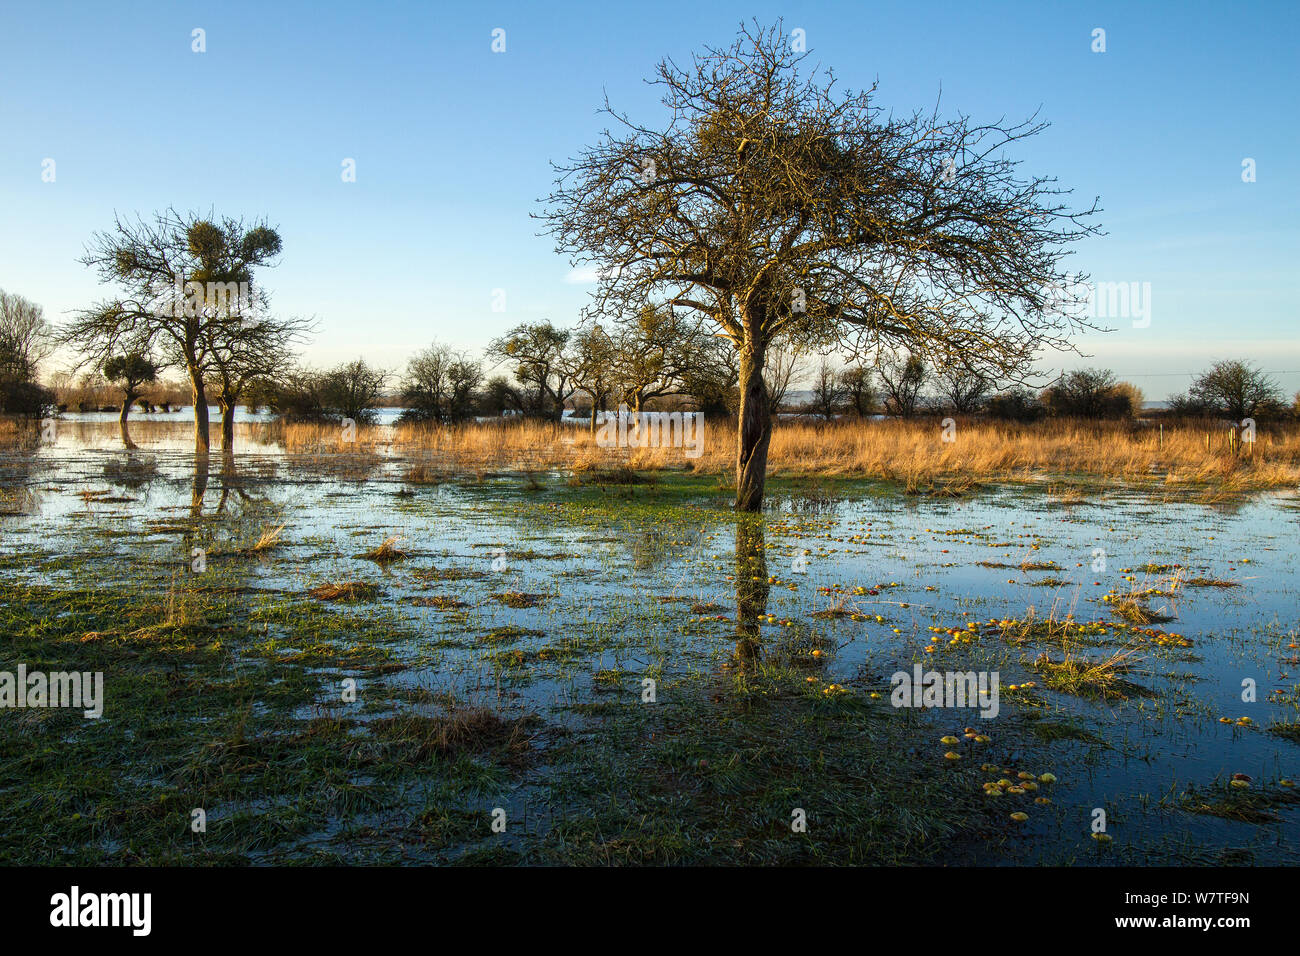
[3, 418, 1299, 864]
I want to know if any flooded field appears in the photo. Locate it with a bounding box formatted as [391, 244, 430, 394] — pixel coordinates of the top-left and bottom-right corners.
[2, 421, 1298, 864]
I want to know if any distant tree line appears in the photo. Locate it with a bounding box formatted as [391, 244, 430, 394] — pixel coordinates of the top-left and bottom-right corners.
[3, 209, 1297, 451]
[0, 289, 56, 416]
[10, 272, 1298, 438]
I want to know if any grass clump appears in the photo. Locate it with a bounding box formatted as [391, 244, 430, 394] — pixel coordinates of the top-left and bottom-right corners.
[494, 591, 546, 609]
[1268, 721, 1300, 743]
[249, 522, 286, 553]
[359, 535, 407, 563]
[1033, 647, 1149, 699]
[308, 581, 382, 602]
[367, 708, 535, 762]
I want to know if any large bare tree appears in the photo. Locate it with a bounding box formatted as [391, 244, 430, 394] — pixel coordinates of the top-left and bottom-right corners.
[543, 21, 1100, 509]
[64, 209, 283, 454]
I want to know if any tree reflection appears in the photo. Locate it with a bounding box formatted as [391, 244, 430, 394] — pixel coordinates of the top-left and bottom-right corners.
[733, 515, 769, 673]
[190, 452, 209, 520]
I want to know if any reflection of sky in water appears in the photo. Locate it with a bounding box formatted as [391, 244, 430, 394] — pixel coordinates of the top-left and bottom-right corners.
[3, 439, 1298, 862]
[40, 409, 583, 452]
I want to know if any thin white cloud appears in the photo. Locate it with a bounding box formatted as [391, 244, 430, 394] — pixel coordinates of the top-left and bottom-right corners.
[564, 265, 604, 284]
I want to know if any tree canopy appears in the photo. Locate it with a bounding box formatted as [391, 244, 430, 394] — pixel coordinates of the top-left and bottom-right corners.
[543, 20, 1101, 508]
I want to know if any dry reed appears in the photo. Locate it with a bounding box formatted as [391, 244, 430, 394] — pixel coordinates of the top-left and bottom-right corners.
[279, 418, 1300, 489]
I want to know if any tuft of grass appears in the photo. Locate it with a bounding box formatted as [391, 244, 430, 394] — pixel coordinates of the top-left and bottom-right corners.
[1268, 721, 1300, 743]
[1025, 718, 1107, 746]
[249, 522, 286, 553]
[479, 625, 543, 645]
[308, 581, 381, 602]
[572, 466, 655, 486]
[903, 473, 980, 497]
[359, 535, 407, 563]
[410, 565, 484, 582]
[1180, 784, 1300, 824]
[1183, 799, 1280, 824]
[402, 462, 444, 484]
[977, 560, 1060, 572]
[1033, 647, 1148, 699]
[493, 591, 546, 609]
[1111, 596, 1174, 624]
[367, 707, 534, 762]
[408, 595, 465, 610]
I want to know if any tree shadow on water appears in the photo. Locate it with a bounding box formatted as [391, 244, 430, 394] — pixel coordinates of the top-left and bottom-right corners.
[733, 515, 770, 674]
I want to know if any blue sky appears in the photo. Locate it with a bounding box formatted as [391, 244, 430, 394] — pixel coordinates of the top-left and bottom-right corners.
[2, 0, 1296, 399]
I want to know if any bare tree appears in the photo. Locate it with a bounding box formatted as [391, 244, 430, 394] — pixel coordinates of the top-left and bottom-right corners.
[0, 289, 54, 378]
[204, 312, 313, 450]
[680, 338, 739, 416]
[839, 363, 877, 417]
[401, 342, 483, 424]
[763, 337, 807, 411]
[565, 324, 621, 431]
[321, 359, 388, 424]
[1042, 367, 1141, 418]
[876, 350, 928, 417]
[0, 289, 55, 416]
[543, 22, 1099, 509]
[610, 305, 714, 411]
[63, 209, 283, 454]
[933, 363, 990, 414]
[807, 359, 846, 420]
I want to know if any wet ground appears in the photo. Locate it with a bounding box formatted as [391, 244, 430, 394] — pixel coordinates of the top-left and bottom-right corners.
[2, 421, 1298, 864]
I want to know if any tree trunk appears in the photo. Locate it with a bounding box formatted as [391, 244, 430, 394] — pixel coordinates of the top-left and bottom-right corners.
[119, 394, 137, 449]
[220, 400, 235, 454]
[735, 342, 771, 512]
[190, 372, 211, 455]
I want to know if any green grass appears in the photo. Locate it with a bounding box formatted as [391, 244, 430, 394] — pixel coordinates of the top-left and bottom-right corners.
[2, 465, 1296, 866]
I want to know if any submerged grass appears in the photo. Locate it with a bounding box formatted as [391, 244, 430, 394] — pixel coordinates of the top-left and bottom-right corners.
[308, 581, 382, 602]
[1, 442, 1297, 865]
[359, 535, 407, 563]
[1033, 647, 1149, 699]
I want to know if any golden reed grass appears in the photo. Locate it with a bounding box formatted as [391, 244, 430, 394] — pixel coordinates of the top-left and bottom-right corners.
[4, 414, 1295, 489]
[268, 418, 1300, 489]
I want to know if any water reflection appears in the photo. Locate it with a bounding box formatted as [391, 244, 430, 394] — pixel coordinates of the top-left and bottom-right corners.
[190, 453, 209, 521]
[733, 516, 769, 672]
[102, 455, 158, 490]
